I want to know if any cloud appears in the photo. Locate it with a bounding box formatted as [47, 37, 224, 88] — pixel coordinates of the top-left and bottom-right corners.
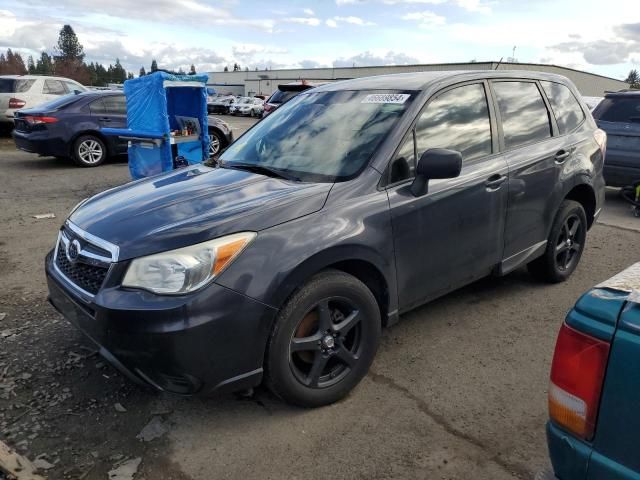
[326, 18, 338, 28]
[333, 50, 420, 67]
[615, 23, 640, 41]
[299, 59, 326, 69]
[332, 16, 376, 26]
[551, 39, 638, 65]
[303, 8, 315, 15]
[337, 0, 489, 11]
[401, 11, 446, 27]
[231, 43, 288, 61]
[16, 0, 275, 31]
[283, 17, 321, 26]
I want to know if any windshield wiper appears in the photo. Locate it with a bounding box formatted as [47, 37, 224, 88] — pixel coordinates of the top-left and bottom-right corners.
[223, 162, 300, 181]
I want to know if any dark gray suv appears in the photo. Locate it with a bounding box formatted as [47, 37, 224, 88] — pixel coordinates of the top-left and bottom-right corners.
[592, 90, 640, 187]
[46, 71, 605, 407]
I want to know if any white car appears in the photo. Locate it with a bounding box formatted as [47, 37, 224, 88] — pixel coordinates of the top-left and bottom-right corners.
[0, 75, 87, 125]
[229, 97, 265, 117]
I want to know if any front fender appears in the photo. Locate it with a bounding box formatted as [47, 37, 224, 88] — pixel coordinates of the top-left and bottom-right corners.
[215, 189, 397, 315]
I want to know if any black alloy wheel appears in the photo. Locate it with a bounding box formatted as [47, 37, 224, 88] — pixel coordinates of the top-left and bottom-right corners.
[265, 270, 381, 407]
[528, 200, 587, 282]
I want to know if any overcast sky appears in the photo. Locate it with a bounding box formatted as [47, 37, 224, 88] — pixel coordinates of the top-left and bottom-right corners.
[0, 0, 638, 79]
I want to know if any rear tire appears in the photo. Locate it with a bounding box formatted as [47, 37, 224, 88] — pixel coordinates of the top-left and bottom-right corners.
[207, 129, 225, 158]
[265, 270, 381, 407]
[72, 135, 106, 167]
[528, 200, 587, 283]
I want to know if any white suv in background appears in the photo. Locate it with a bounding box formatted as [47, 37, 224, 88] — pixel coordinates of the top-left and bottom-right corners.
[0, 75, 87, 125]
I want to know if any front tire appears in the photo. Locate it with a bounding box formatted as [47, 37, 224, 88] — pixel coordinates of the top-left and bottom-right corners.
[528, 200, 587, 283]
[73, 135, 107, 167]
[265, 270, 381, 407]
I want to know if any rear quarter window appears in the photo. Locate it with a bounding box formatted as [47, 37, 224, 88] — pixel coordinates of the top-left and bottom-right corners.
[593, 96, 640, 123]
[541, 81, 586, 134]
[0, 79, 36, 93]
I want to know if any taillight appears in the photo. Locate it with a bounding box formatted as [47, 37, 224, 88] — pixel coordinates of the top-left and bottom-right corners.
[594, 128, 607, 158]
[9, 98, 26, 109]
[24, 116, 58, 125]
[264, 103, 275, 112]
[548, 323, 610, 440]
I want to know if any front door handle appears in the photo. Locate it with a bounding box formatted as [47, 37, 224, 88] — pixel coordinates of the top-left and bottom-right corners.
[485, 174, 507, 190]
[554, 149, 571, 163]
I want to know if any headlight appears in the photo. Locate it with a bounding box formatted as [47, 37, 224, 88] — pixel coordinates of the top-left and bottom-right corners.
[122, 232, 256, 295]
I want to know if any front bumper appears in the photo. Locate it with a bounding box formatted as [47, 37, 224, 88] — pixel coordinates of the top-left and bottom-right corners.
[45, 251, 277, 395]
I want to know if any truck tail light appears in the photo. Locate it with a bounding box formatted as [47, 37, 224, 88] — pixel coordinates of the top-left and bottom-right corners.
[9, 98, 26, 109]
[594, 129, 607, 158]
[264, 103, 275, 113]
[548, 323, 610, 440]
[24, 115, 58, 125]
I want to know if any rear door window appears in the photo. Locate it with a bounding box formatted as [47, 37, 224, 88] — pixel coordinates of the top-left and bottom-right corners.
[0, 79, 35, 93]
[541, 81, 585, 134]
[415, 83, 492, 162]
[103, 95, 127, 115]
[89, 98, 106, 114]
[43, 80, 67, 95]
[493, 81, 552, 149]
[593, 97, 640, 123]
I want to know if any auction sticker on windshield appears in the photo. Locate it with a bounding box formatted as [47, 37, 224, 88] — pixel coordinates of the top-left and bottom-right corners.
[361, 93, 411, 104]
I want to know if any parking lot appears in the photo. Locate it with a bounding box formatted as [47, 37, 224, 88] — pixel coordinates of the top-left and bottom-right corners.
[0, 115, 639, 480]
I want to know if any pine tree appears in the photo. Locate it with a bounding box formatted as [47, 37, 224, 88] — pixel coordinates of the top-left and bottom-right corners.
[127, 72, 134, 80]
[626, 69, 640, 89]
[27, 55, 36, 74]
[139, 66, 146, 77]
[223, 66, 229, 72]
[36, 52, 53, 75]
[55, 25, 84, 61]
[189, 64, 196, 75]
[177, 67, 185, 75]
[151, 59, 158, 72]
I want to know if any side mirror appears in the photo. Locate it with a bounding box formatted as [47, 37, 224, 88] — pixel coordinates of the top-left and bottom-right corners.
[411, 148, 462, 196]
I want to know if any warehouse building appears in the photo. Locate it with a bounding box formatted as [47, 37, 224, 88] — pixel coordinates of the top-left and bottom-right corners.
[206, 61, 627, 98]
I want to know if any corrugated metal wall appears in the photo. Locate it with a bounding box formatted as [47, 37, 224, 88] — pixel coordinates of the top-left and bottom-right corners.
[207, 62, 628, 97]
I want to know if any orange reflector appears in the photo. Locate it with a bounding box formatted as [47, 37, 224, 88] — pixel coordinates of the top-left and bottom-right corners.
[213, 238, 249, 275]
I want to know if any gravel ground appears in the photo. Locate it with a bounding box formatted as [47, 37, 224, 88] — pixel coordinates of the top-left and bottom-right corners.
[0, 118, 639, 480]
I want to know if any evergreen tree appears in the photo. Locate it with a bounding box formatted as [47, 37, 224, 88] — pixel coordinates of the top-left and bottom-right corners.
[223, 66, 229, 72]
[233, 63, 240, 71]
[27, 55, 36, 74]
[625, 69, 640, 89]
[189, 64, 196, 75]
[127, 72, 134, 80]
[151, 59, 158, 72]
[36, 52, 53, 75]
[139, 66, 146, 77]
[55, 25, 84, 61]
[177, 67, 185, 75]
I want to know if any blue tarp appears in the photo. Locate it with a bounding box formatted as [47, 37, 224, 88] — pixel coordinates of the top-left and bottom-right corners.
[104, 71, 210, 179]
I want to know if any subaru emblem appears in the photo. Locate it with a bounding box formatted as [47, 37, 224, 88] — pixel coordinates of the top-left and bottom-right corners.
[66, 239, 81, 263]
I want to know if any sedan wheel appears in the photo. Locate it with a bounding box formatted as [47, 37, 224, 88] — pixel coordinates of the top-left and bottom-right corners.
[73, 135, 106, 167]
[265, 270, 381, 407]
[208, 131, 223, 158]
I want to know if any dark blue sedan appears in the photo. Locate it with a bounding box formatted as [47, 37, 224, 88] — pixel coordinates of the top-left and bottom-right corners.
[12, 91, 233, 167]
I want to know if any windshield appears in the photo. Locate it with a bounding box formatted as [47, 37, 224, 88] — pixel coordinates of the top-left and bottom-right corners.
[220, 90, 415, 182]
[593, 96, 640, 123]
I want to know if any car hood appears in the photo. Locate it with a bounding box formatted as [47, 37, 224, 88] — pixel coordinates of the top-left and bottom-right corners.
[69, 165, 332, 261]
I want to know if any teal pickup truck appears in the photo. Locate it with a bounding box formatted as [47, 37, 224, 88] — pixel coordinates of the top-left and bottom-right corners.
[541, 263, 640, 479]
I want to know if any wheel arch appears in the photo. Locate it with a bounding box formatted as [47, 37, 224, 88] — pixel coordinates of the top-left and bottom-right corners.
[268, 247, 395, 329]
[565, 183, 596, 229]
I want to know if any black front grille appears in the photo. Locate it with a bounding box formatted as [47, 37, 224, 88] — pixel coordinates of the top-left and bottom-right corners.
[55, 243, 109, 295]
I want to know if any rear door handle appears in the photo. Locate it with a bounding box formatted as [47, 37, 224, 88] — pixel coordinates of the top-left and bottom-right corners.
[554, 149, 571, 163]
[99, 117, 112, 122]
[485, 174, 507, 190]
